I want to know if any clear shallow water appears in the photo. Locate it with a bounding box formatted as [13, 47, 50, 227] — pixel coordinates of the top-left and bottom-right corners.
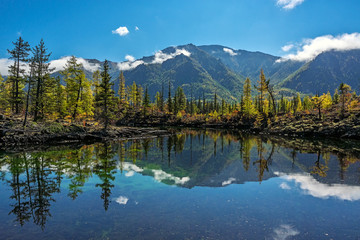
[0, 129, 360, 239]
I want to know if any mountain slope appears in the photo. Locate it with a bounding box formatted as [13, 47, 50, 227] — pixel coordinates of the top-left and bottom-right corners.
[280, 50, 360, 94]
[199, 45, 304, 84]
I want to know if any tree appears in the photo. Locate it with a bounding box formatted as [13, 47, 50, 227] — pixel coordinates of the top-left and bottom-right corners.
[167, 81, 173, 113]
[118, 71, 126, 104]
[0, 74, 11, 114]
[254, 69, 268, 114]
[32, 39, 53, 121]
[243, 77, 254, 118]
[339, 83, 351, 117]
[143, 86, 150, 116]
[175, 87, 186, 112]
[97, 60, 115, 130]
[62, 56, 93, 120]
[311, 94, 325, 119]
[7, 36, 31, 114]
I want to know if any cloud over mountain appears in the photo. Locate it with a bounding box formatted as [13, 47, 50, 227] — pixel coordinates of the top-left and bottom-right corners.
[50, 57, 100, 72]
[223, 48, 237, 56]
[278, 33, 360, 62]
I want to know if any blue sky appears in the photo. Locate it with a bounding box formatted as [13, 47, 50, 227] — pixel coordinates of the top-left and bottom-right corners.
[1, 0, 360, 63]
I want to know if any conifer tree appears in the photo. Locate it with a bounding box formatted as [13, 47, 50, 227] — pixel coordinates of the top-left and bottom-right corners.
[62, 56, 93, 120]
[118, 71, 126, 104]
[32, 39, 53, 121]
[243, 78, 254, 118]
[97, 60, 115, 130]
[167, 81, 173, 113]
[7, 36, 31, 114]
[339, 83, 351, 117]
[143, 86, 150, 116]
[255, 69, 268, 114]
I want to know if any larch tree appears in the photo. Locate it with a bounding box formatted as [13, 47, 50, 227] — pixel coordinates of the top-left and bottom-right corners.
[243, 77, 254, 118]
[255, 69, 268, 115]
[62, 56, 93, 120]
[7, 36, 31, 114]
[118, 71, 126, 105]
[339, 83, 351, 117]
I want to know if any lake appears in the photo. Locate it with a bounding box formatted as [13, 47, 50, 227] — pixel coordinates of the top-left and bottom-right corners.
[0, 129, 359, 239]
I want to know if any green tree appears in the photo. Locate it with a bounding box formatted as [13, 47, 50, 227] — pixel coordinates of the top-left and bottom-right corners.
[243, 77, 254, 118]
[339, 83, 351, 117]
[32, 39, 53, 121]
[167, 81, 173, 113]
[7, 36, 31, 114]
[255, 69, 268, 114]
[97, 60, 116, 130]
[62, 56, 93, 120]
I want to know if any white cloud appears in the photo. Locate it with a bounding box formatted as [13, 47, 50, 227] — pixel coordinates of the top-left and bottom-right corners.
[0, 58, 13, 76]
[112, 26, 130, 36]
[277, 33, 360, 62]
[125, 55, 136, 62]
[272, 224, 300, 240]
[117, 60, 144, 71]
[279, 182, 291, 190]
[277, 0, 305, 10]
[223, 48, 238, 56]
[135, 26, 139, 31]
[151, 48, 191, 64]
[0, 58, 31, 76]
[0, 164, 10, 172]
[276, 172, 360, 201]
[50, 56, 100, 72]
[116, 48, 191, 71]
[222, 177, 236, 186]
[115, 196, 129, 205]
[281, 44, 294, 52]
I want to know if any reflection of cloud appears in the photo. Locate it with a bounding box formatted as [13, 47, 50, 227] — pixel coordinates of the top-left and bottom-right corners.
[125, 171, 135, 177]
[279, 182, 291, 190]
[121, 162, 144, 173]
[275, 172, 360, 201]
[223, 48, 237, 56]
[115, 196, 129, 205]
[152, 169, 190, 185]
[273, 224, 300, 240]
[222, 177, 236, 186]
[0, 164, 10, 172]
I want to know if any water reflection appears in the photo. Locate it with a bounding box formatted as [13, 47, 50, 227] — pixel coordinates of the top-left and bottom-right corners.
[0, 129, 359, 231]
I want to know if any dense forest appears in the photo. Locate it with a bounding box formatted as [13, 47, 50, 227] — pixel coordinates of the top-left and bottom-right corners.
[1, 37, 360, 130]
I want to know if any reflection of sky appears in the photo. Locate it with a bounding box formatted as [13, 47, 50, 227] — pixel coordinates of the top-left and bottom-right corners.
[119, 162, 190, 185]
[276, 172, 360, 201]
[115, 196, 129, 205]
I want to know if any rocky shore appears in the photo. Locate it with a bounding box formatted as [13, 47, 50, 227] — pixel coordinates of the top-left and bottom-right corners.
[0, 119, 171, 151]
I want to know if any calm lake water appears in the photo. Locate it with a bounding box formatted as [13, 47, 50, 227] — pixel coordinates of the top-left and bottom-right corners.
[0, 129, 360, 239]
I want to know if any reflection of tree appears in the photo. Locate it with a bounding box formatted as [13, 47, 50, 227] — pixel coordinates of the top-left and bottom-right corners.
[240, 137, 253, 172]
[310, 151, 329, 177]
[8, 155, 30, 226]
[5, 153, 60, 230]
[253, 139, 275, 183]
[67, 146, 93, 200]
[94, 142, 116, 211]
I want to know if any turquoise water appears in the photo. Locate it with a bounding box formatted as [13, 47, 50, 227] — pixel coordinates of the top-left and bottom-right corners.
[0, 129, 359, 239]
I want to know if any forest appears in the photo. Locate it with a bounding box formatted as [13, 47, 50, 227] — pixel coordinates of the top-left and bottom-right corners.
[1, 37, 360, 132]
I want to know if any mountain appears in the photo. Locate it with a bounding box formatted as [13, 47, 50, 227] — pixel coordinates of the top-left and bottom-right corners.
[198, 45, 304, 84]
[115, 44, 245, 101]
[280, 50, 360, 94]
[50, 44, 360, 99]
